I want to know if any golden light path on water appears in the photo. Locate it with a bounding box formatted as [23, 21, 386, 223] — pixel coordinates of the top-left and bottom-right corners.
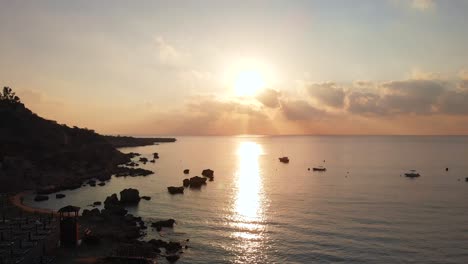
[230, 141, 268, 263]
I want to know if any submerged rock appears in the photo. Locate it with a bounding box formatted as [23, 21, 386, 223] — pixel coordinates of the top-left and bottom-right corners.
[88, 180, 96, 187]
[151, 219, 176, 228]
[34, 195, 49, 202]
[166, 255, 180, 263]
[167, 186, 184, 194]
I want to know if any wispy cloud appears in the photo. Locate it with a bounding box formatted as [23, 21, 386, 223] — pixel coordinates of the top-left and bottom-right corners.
[154, 36, 187, 66]
[411, 0, 436, 11]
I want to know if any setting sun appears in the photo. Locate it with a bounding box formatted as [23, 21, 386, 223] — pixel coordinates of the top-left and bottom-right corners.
[234, 70, 265, 96]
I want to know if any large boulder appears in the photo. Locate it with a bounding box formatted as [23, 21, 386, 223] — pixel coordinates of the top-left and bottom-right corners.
[189, 176, 207, 188]
[103, 193, 127, 216]
[104, 193, 119, 207]
[201, 169, 214, 180]
[167, 186, 184, 194]
[120, 188, 140, 203]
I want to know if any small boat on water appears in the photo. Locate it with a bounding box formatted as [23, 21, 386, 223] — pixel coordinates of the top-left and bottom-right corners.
[404, 170, 421, 178]
[279, 157, 289, 163]
[312, 166, 326, 172]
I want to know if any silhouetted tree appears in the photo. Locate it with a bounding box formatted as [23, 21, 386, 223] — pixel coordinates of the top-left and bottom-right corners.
[0, 87, 21, 104]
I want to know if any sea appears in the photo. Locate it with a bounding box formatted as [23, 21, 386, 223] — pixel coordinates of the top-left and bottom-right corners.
[24, 136, 468, 263]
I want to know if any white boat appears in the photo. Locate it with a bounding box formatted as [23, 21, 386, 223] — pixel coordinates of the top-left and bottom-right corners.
[404, 170, 420, 178]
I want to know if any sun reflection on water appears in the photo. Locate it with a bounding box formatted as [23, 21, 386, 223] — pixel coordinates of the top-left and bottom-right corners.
[230, 141, 268, 262]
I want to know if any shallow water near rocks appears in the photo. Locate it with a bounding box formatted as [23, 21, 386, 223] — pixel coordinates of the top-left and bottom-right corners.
[25, 136, 468, 263]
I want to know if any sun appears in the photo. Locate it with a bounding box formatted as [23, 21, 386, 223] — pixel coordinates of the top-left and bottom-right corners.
[234, 70, 266, 96]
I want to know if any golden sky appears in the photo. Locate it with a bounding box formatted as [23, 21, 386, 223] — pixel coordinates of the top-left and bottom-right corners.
[2, 0, 468, 135]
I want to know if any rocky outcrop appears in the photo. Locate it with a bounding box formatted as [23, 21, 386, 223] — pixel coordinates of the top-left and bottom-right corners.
[120, 188, 141, 203]
[167, 186, 184, 194]
[103, 193, 127, 216]
[103, 136, 176, 148]
[0, 88, 174, 193]
[201, 169, 214, 180]
[182, 178, 190, 187]
[189, 176, 207, 188]
[114, 167, 153, 177]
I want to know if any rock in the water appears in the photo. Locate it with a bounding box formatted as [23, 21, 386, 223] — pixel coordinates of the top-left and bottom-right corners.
[182, 178, 190, 187]
[82, 208, 101, 218]
[167, 186, 184, 194]
[201, 169, 214, 180]
[139, 157, 148, 163]
[93, 201, 102, 206]
[150, 159, 155, 163]
[55, 193, 66, 199]
[34, 195, 49, 202]
[166, 255, 180, 263]
[183, 169, 189, 174]
[98, 182, 105, 186]
[189, 176, 207, 188]
[153, 152, 159, 159]
[103, 193, 127, 216]
[466, 177, 468, 182]
[87, 180, 97, 187]
[141, 196, 151, 201]
[151, 219, 176, 228]
[120, 188, 141, 203]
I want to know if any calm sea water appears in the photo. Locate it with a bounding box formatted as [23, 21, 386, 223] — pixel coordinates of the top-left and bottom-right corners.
[25, 136, 468, 263]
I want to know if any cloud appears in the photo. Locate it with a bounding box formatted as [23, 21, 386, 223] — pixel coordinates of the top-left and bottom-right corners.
[306, 82, 345, 108]
[280, 99, 324, 121]
[304, 78, 468, 116]
[256, 88, 281, 108]
[154, 36, 186, 66]
[148, 96, 277, 135]
[379, 79, 445, 114]
[438, 89, 468, 115]
[411, 0, 435, 11]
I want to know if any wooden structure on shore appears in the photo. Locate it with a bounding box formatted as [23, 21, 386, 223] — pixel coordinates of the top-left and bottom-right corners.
[58, 205, 80, 247]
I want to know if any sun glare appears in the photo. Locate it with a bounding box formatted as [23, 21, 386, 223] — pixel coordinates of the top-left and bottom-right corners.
[234, 70, 266, 96]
